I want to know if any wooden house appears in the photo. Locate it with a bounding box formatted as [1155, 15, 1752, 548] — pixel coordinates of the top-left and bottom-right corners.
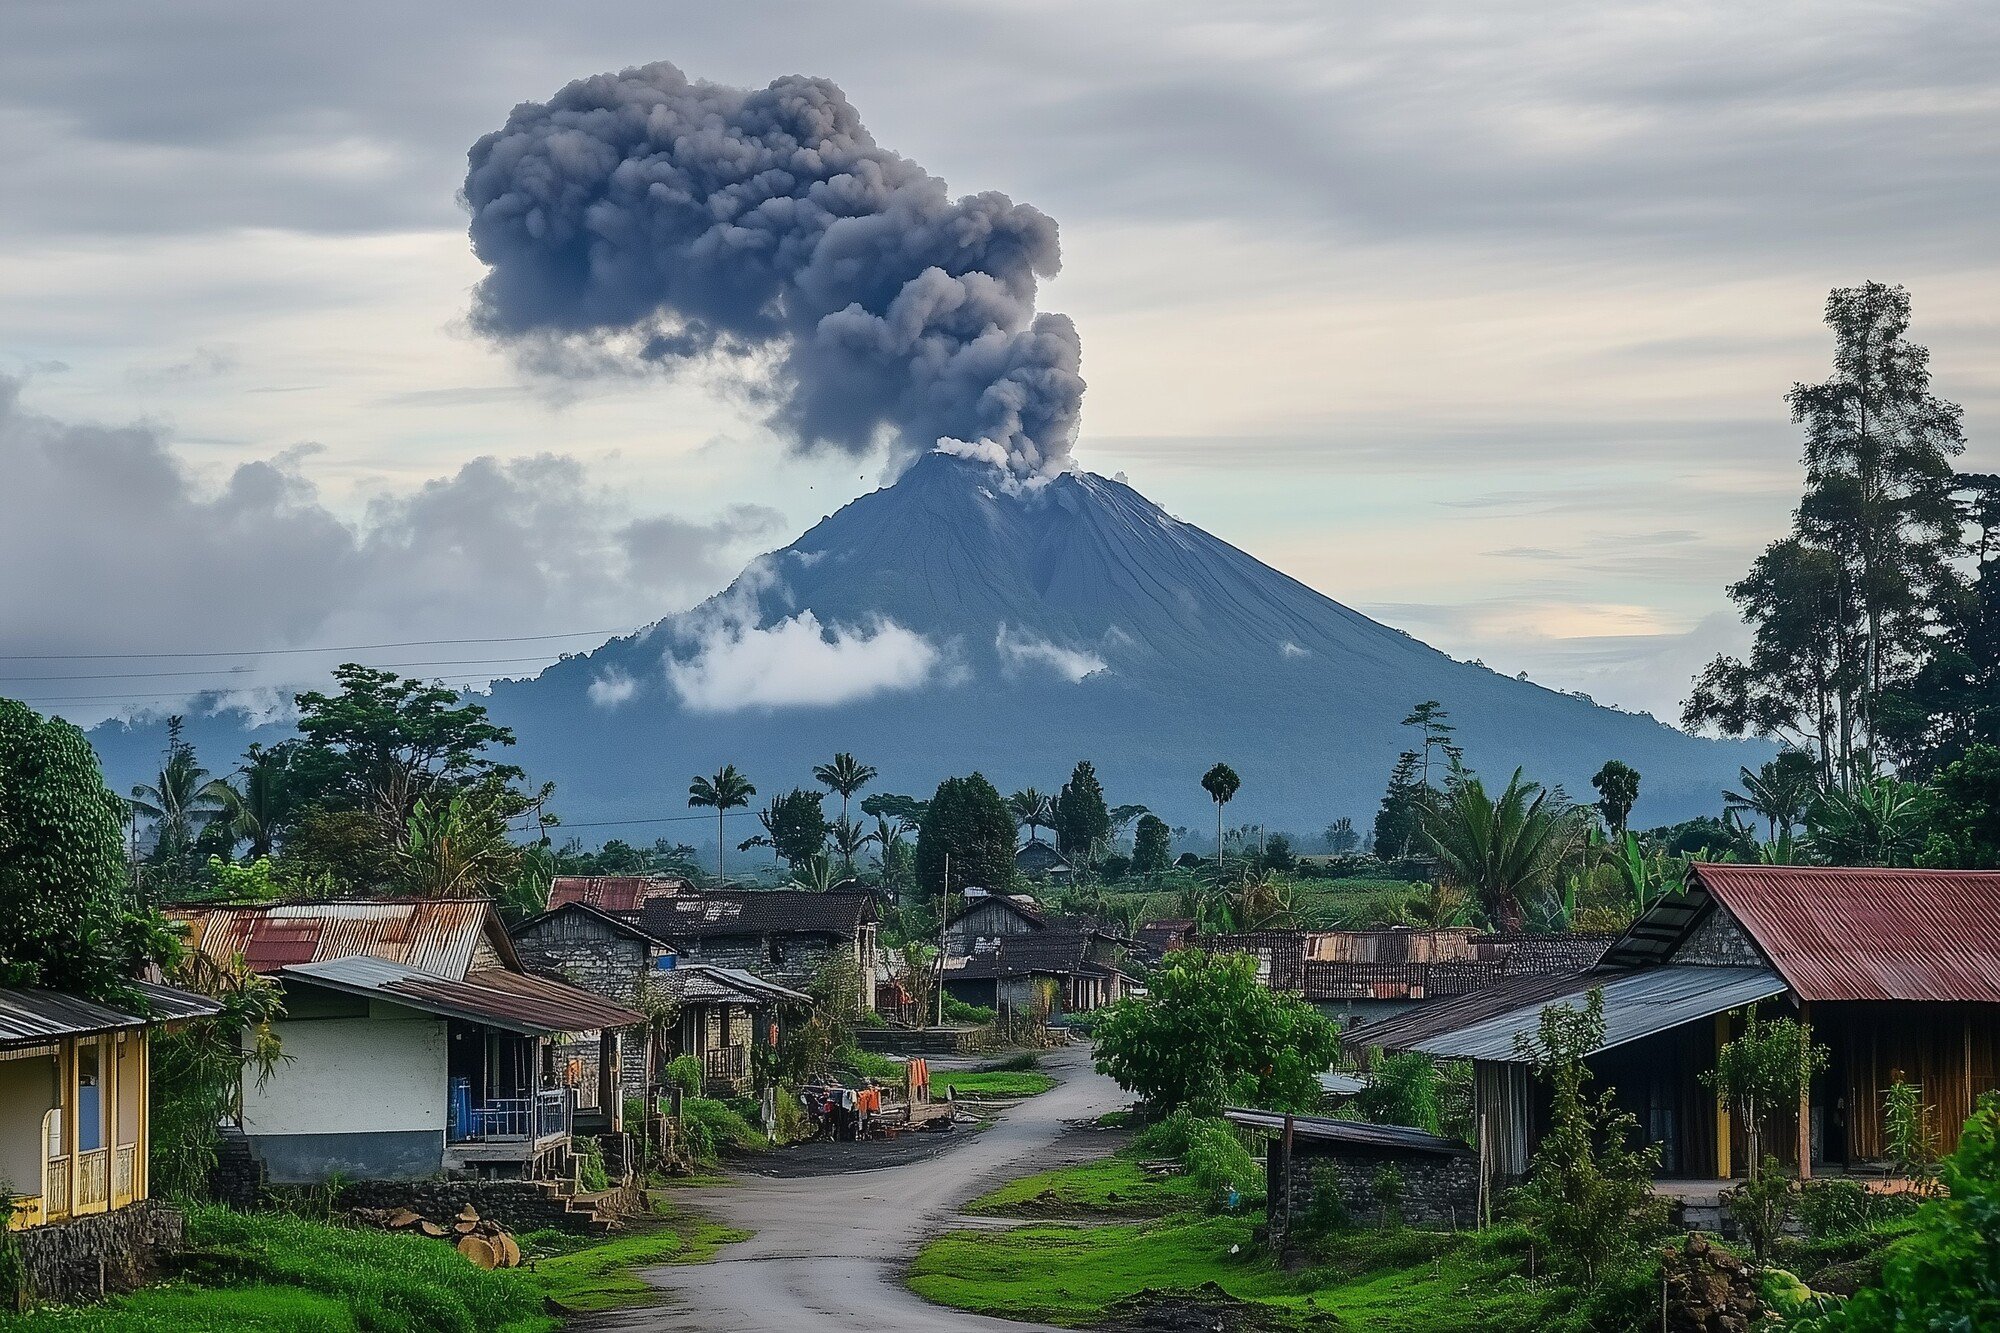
[646, 964, 810, 1096]
[943, 890, 1049, 956]
[1013, 838, 1075, 884]
[169, 900, 641, 1183]
[1354, 865, 2000, 1183]
[625, 889, 878, 1010]
[1, 983, 219, 1232]
[942, 930, 1134, 1018]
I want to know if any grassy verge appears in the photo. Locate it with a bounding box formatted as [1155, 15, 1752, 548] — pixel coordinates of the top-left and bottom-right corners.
[524, 1199, 748, 1315]
[933, 1070, 1056, 1098]
[965, 1155, 1204, 1218]
[910, 1215, 1556, 1332]
[0, 1196, 748, 1332]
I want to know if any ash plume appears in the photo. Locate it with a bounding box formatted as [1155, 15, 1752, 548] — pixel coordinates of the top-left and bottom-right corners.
[464, 62, 1085, 477]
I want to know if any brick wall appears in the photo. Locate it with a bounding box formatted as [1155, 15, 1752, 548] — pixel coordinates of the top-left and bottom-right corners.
[1267, 1141, 1479, 1237]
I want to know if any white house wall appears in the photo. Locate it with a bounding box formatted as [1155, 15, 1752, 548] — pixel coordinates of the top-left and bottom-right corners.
[241, 1004, 447, 1183]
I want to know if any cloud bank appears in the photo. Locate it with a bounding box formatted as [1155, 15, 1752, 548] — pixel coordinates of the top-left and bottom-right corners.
[463, 61, 1084, 477]
[994, 623, 1108, 682]
[664, 609, 941, 712]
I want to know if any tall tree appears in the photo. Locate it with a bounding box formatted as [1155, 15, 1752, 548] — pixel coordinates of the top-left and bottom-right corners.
[1324, 817, 1360, 854]
[914, 773, 1016, 897]
[1132, 814, 1172, 877]
[740, 788, 830, 873]
[1401, 700, 1460, 789]
[214, 742, 297, 861]
[826, 815, 873, 881]
[0, 700, 169, 1003]
[1589, 760, 1642, 835]
[1200, 762, 1241, 885]
[1372, 750, 1427, 859]
[1724, 751, 1819, 841]
[1688, 284, 1966, 782]
[811, 752, 877, 828]
[1008, 788, 1055, 842]
[394, 793, 521, 898]
[1054, 761, 1113, 873]
[688, 765, 756, 884]
[1880, 472, 2000, 771]
[128, 716, 233, 871]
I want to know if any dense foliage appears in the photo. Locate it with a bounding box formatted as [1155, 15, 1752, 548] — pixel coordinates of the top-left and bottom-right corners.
[915, 772, 1016, 895]
[0, 700, 168, 1003]
[1092, 949, 1340, 1116]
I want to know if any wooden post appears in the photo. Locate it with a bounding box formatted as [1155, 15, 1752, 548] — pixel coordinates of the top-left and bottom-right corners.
[598, 1029, 619, 1130]
[1714, 1013, 1733, 1179]
[1280, 1112, 1294, 1240]
[105, 1034, 119, 1208]
[1797, 1002, 1813, 1182]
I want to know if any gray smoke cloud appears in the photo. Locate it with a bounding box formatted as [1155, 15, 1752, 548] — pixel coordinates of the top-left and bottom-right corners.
[463, 62, 1085, 478]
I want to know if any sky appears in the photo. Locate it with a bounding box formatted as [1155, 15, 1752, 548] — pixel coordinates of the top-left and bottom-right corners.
[3, 0, 1997, 726]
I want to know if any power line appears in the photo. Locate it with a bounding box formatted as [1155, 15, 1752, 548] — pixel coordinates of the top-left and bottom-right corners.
[17, 671, 521, 707]
[0, 627, 641, 663]
[512, 810, 758, 831]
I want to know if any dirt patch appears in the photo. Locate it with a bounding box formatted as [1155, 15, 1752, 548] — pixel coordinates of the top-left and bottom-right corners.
[1099, 1283, 1302, 1333]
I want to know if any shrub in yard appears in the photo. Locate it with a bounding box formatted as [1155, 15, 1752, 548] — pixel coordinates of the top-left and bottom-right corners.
[1138, 1110, 1261, 1208]
[1726, 1156, 1797, 1260]
[1795, 1179, 1915, 1240]
[677, 1097, 765, 1164]
[1795, 1094, 2000, 1332]
[1353, 1051, 1443, 1136]
[943, 995, 996, 1025]
[662, 1055, 702, 1097]
[1371, 1164, 1406, 1229]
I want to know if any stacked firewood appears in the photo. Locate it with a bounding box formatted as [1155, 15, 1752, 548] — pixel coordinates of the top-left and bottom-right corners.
[352, 1204, 524, 1269]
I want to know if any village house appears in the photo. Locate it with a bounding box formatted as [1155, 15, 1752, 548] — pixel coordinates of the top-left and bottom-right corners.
[546, 874, 689, 913]
[941, 930, 1134, 1019]
[1196, 926, 1614, 1024]
[1, 982, 221, 1297]
[646, 964, 810, 1096]
[1352, 865, 2000, 1185]
[622, 888, 879, 1010]
[942, 888, 1050, 956]
[509, 901, 671, 1091]
[1013, 837, 1074, 884]
[169, 900, 641, 1185]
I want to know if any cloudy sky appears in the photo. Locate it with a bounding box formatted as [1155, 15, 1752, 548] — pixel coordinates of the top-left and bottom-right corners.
[4, 0, 1996, 724]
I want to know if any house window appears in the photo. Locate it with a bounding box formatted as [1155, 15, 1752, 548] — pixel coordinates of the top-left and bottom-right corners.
[767, 938, 786, 967]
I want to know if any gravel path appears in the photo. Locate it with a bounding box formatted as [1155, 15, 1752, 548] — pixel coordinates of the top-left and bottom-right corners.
[587, 1044, 1123, 1332]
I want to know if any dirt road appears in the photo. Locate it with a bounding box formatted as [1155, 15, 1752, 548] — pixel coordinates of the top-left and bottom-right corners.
[590, 1044, 1123, 1332]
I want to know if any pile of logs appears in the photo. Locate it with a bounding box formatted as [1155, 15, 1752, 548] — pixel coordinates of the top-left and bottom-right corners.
[353, 1204, 524, 1269]
[1661, 1233, 1771, 1333]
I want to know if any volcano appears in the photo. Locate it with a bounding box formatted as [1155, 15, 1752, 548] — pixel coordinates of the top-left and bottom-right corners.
[88, 453, 1759, 841]
[481, 453, 1755, 836]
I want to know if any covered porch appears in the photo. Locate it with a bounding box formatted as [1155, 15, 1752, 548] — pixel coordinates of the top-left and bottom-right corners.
[651, 964, 810, 1097]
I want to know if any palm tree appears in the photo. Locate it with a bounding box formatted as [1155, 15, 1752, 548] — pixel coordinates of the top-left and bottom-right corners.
[1200, 763, 1241, 885]
[129, 716, 233, 863]
[1805, 776, 1929, 867]
[1422, 765, 1578, 932]
[1725, 753, 1817, 840]
[791, 851, 837, 893]
[1008, 788, 1055, 843]
[1229, 871, 1296, 931]
[688, 765, 757, 885]
[812, 752, 877, 828]
[827, 815, 874, 881]
[214, 743, 295, 860]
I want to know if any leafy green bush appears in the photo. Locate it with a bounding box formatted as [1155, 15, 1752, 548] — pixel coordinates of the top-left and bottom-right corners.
[990, 1052, 1041, 1073]
[943, 995, 996, 1024]
[1726, 1157, 1797, 1259]
[841, 1046, 904, 1082]
[677, 1097, 765, 1163]
[662, 1055, 702, 1097]
[571, 1135, 610, 1192]
[1136, 1109, 1260, 1208]
[1353, 1051, 1443, 1135]
[1795, 1180, 1917, 1240]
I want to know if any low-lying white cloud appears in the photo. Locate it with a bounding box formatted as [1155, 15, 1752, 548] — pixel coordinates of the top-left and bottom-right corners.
[666, 610, 941, 712]
[586, 667, 638, 708]
[994, 623, 1108, 683]
[1280, 640, 1310, 659]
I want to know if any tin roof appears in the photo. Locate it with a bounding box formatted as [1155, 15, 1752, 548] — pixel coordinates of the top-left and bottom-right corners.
[279, 956, 641, 1035]
[548, 876, 690, 913]
[1683, 864, 2000, 1004]
[631, 889, 877, 941]
[652, 963, 811, 1008]
[169, 900, 517, 980]
[1344, 968, 1603, 1053]
[0, 983, 222, 1048]
[511, 900, 668, 946]
[1224, 1108, 1471, 1156]
[1391, 965, 1787, 1064]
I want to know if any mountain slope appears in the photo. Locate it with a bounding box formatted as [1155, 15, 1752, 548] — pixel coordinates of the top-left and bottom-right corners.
[88, 453, 1762, 840]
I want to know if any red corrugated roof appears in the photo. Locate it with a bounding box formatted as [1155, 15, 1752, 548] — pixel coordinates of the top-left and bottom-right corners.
[170, 900, 516, 979]
[548, 876, 688, 913]
[1690, 864, 2000, 1004]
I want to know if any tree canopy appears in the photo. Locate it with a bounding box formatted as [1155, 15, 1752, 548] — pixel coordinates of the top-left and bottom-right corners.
[1054, 760, 1112, 868]
[914, 772, 1016, 896]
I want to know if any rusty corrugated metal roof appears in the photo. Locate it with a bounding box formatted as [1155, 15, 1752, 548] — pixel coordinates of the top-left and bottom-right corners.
[279, 957, 641, 1035]
[0, 983, 222, 1048]
[1689, 864, 2000, 1004]
[169, 900, 517, 980]
[548, 876, 689, 913]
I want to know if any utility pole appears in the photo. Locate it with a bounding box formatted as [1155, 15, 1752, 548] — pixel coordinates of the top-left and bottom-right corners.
[935, 852, 950, 1028]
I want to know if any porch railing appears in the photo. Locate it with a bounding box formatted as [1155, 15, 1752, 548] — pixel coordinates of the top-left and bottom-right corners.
[535, 1088, 569, 1139]
[452, 1088, 573, 1142]
[703, 1046, 749, 1087]
[75, 1148, 109, 1211]
[44, 1158, 69, 1218]
[113, 1144, 137, 1206]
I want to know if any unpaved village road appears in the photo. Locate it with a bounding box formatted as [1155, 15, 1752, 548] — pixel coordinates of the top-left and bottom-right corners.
[591, 1044, 1123, 1332]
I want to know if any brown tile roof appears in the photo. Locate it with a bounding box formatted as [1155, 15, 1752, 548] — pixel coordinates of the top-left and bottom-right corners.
[548, 876, 689, 913]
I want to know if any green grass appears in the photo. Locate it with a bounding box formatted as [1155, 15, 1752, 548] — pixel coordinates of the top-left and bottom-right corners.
[0, 1197, 749, 1331]
[1, 1204, 552, 1332]
[933, 1069, 1057, 1098]
[908, 1215, 1558, 1332]
[966, 1155, 1205, 1218]
[525, 1202, 748, 1314]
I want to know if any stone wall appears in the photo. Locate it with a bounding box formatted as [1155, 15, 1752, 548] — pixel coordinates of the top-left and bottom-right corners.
[511, 916, 649, 1005]
[673, 934, 847, 994]
[1267, 1140, 1479, 1236]
[333, 1176, 639, 1234]
[1674, 909, 1766, 968]
[13, 1201, 185, 1303]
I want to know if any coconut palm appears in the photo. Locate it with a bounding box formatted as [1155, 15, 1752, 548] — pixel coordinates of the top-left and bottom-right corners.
[214, 743, 295, 860]
[791, 851, 837, 893]
[827, 815, 874, 881]
[1422, 765, 1579, 932]
[129, 717, 233, 863]
[1008, 788, 1056, 842]
[812, 752, 877, 828]
[688, 765, 757, 885]
[1200, 763, 1241, 885]
[1725, 752, 1817, 840]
